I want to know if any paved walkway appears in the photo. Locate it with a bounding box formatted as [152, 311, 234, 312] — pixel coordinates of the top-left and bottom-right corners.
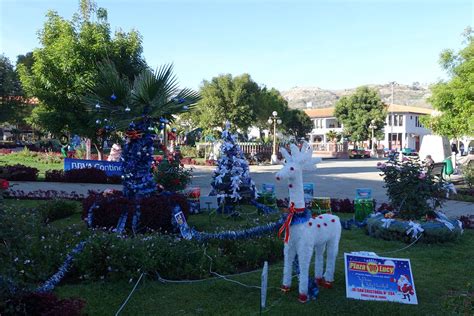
[8, 159, 473, 219]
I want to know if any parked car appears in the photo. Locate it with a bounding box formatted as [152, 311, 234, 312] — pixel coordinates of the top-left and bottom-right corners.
[349, 148, 370, 159]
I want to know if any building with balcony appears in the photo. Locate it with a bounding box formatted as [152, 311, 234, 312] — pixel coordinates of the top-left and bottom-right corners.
[304, 104, 434, 151]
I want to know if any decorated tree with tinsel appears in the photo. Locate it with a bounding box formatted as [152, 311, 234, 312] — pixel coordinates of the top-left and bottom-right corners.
[83, 61, 199, 200]
[210, 122, 256, 211]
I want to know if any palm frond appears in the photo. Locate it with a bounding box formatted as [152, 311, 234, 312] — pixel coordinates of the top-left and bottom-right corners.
[83, 61, 200, 131]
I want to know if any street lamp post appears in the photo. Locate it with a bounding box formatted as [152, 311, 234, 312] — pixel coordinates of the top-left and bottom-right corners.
[369, 119, 377, 157]
[268, 111, 282, 164]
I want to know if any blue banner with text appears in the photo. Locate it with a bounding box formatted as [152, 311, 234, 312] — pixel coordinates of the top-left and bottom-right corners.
[64, 158, 122, 177]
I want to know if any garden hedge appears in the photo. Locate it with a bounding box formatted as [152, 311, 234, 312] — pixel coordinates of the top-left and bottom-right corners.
[366, 213, 463, 243]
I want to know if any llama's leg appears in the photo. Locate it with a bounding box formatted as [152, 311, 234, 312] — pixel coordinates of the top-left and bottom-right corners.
[282, 243, 296, 290]
[297, 243, 313, 301]
[314, 242, 325, 280]
[323, 235, 340, 283]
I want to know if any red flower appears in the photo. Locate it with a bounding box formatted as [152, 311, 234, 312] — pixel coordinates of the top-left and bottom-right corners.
[0, 179, 9, 190]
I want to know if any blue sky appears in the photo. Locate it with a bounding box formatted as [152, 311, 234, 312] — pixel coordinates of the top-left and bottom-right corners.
[1, 0, 473, 91]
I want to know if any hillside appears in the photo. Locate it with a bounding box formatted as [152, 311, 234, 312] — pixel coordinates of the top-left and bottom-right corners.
[282, 83, 432, 109]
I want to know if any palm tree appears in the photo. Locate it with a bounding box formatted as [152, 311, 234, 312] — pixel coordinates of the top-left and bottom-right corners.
[83, 61, 200, 199]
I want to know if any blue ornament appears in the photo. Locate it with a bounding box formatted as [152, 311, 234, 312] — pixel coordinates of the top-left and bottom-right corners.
[111, 93, 117, 100]
[125, 106, 131, 112]
[183, 105, 189, 110]
[96, 119, 101, 124]
[95, 103, 101, 109]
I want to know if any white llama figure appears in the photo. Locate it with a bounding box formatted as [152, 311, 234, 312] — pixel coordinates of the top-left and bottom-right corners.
[276, 142, 342, 303]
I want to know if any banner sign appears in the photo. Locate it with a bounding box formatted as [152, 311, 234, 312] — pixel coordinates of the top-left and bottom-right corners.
[303, 183, 314, 203]
[262, 183, 275, 194]
[64, 158, 122, 177]
[356, 188, 372, 199]
[345, 253, 418, 304]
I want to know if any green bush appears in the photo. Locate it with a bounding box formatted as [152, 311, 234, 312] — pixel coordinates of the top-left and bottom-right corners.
[0, 203, 282, 289]
[366, 214, 463, 243]
[74, 232, 281, 281]
[461, 163, 474, 189]
[179, 145, 198, 158]
[38, 199, 80, 223]
[0, 206, 85, 290]
[377, 159, 445, 219]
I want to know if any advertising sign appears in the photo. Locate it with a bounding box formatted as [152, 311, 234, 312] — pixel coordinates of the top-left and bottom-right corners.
[262, 183, 275, 194]
[345, 253, 417, 304]
[303, 183, 314, 203]
[64, 158, 122, 177]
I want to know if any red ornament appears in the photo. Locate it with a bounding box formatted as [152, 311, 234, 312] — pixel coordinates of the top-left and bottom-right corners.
[290, 167, 294, 171]
[308, 222, 312, 226]
[276, 176, 280, 181]
[324, 223, 327, 226]
[319, 216, 323, 219]
[289, 184, 293, 188]
[331, 219, 335, 223]
[317, 224, 321, 228]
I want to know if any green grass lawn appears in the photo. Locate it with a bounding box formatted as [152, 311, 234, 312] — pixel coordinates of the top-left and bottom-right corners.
[3, 200, 472, 315]
[0, 152, 62, 180]
[54, 214, 472, 315]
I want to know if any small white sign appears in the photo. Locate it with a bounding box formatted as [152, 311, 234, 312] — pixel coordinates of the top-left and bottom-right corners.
[199, 196, 219, 211]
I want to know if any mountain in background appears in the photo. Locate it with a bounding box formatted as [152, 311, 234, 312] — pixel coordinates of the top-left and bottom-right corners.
[281, 83, 432, 109]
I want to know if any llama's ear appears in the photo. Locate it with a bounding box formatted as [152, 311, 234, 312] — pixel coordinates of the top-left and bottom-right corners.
[280, 147, 291, 162]
[290, 144, 300, 157]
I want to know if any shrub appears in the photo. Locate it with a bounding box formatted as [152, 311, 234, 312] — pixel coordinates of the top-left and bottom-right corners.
[330, 198, 354, 213]
[107, 175, 122, 184]
[461, 163, 474, 189]
[179, 145, 198, 158]
[366, 213, 463, 243]
[377, 160, 445, 219]
[153, 153, 192, 192]
[82, 191, 190, 233]
[37, 199, 81, 223]
[64, 168, 108, 183]
[45, 170, 65, 182]
[0, 164, 39, 181]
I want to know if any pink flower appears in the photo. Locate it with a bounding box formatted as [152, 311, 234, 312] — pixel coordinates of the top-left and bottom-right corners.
[418, 172, 426, 180]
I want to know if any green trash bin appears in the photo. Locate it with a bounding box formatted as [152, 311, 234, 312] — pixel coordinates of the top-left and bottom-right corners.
[354, 198, 374, 222]
[443, 158, 454, 176]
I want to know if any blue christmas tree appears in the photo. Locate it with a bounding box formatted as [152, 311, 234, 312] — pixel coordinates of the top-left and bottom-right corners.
[84, 61, 200, 231]
[210, 122, 256, 211]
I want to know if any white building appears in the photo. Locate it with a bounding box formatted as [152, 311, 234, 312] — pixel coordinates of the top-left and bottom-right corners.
[304, 104, 434, 151]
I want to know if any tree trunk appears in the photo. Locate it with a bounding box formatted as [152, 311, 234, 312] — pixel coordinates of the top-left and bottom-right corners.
[93, 143, 104, 160]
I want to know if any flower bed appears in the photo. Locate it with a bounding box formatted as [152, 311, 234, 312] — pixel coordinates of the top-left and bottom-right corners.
[82, 191, 190, 233]
[0, 164, 39, 181]
[366, 213, 463, 243]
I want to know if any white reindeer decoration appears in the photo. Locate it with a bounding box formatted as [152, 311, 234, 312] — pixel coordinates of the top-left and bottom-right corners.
[276, 142, 341, 303]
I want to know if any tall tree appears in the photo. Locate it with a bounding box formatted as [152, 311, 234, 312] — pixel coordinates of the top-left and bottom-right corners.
[0, 55, 32, 129]
[283, 109, 313, 139]
[423, 28, 474, 138]
[17, 0, 146, 157]
[189, 73, 260, 134]
[334, 86, 386, 144]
